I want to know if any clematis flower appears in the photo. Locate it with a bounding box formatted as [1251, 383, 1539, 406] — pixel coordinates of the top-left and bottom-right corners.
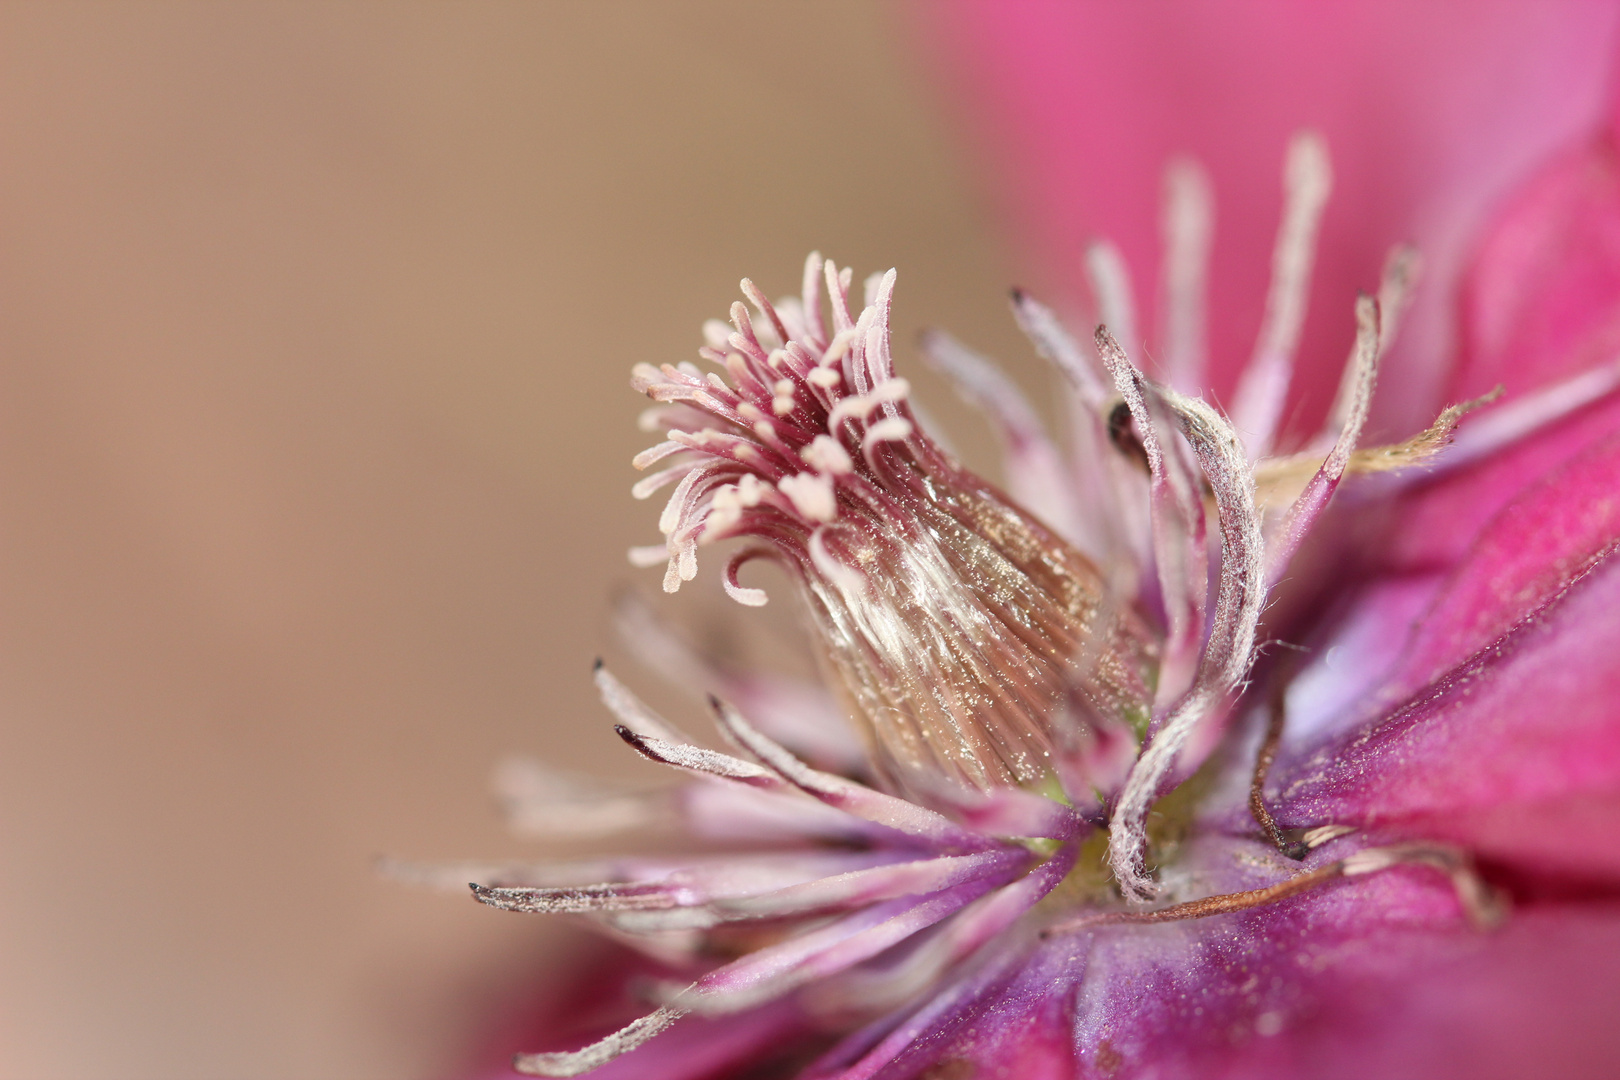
[417, 8, 1620, 1079]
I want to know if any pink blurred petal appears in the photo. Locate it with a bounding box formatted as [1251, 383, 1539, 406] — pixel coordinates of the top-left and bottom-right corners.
[490, 1000, 814, 1080]
[916, 0, 1619, 434]
[1456, 134, 1620, 399]
[470, 943, 817, 1080]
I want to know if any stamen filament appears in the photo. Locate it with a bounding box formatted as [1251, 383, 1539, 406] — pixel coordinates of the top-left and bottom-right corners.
[1249, 677, 1306, 860]
[1158, 157, 1214, 394]
[1085, 240, 1140, 361]
[1044, 843, 1504, 937]
[1232, 131, 1333, 459]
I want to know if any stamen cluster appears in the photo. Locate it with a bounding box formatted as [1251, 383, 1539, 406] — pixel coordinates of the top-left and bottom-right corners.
[631, 256, 1156, 798]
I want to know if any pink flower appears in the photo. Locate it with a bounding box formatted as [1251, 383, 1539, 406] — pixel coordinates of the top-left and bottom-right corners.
[430, 7, 1620, 1078]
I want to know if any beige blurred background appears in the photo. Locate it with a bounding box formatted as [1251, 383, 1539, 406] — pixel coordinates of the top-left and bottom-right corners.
[0, 4, 1039, 1077]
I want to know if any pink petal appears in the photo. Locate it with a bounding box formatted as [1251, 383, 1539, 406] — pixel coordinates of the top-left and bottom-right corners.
[915, 1, 1618, 433]
[1278, 548, 1620, 879]
[1378, 391, 1620, 577]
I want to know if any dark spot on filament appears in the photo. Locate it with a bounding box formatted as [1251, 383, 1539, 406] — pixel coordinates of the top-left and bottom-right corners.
[1107, 399, 1151, 475]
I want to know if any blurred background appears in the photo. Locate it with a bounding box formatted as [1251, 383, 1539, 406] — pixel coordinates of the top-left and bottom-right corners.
[0, 4, 1031, 1077]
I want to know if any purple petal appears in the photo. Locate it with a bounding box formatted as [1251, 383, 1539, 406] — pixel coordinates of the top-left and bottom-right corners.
[818, 835, 1620, 1079]
[1285, 429, 1620, 754]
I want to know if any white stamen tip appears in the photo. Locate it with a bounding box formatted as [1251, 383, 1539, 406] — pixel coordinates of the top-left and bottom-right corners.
[701, 319, 731, 350]
[801, 434, 854, 475]
[863, 417, 913, 444]
[871, 378, 910, 402]
[1286, 130, 1334, 208]
[724, 581, 768, 607]
[631, 441, 683, 471]
[821, 330, 856, 366]
[706, 485, 744, 533]
[632, 462, 694, 501]
[778, 472, 838, 523]
[722, 554, 769, 606]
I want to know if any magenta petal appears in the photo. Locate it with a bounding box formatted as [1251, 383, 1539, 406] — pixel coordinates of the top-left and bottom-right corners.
[1391, 432, 1620, 692]
[1278, 548, 1620, 878]
[1379, 392, 1620, 576]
